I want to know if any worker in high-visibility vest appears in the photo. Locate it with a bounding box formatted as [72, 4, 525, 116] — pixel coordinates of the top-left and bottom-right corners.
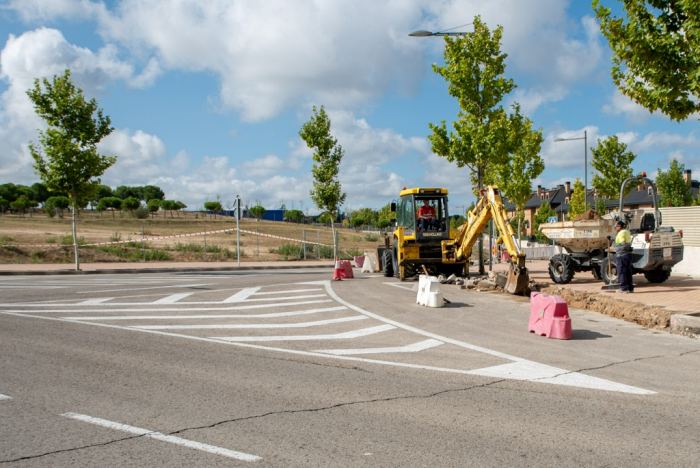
[614, 220, 633, 293]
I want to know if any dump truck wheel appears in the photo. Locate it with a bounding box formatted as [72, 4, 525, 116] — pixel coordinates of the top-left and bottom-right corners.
[548, 254, 575, 284]
[643, 268, 671, 283]
[591, 265, 601, 280]
[382, 250, 393, 277]
[600, 257, 618, 284]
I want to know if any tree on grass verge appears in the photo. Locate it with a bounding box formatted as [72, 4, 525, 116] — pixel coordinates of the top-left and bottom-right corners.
[27, 69, 115, 270]
[594, 0, 700, 121]
[147, 199, 160, 217]
[299, 105, 346, 258]
[656, 159, 693, 207]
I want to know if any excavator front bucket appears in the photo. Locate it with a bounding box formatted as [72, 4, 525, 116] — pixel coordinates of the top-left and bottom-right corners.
[504, 265, 530, 295]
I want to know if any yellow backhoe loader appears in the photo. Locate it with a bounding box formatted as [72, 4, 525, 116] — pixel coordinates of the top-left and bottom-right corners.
[381, 186, 529, 295]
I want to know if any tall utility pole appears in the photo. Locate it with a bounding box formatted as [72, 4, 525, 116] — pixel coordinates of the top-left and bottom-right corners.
[234, 194, 241, 267]
[554, 130, 588, 211]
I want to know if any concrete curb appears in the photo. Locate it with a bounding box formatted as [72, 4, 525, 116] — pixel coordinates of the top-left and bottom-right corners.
[0, 264, 334, 276]
[670, 313, 700, 338]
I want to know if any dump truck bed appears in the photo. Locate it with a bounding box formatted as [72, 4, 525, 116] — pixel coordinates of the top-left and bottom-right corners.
[539, 219, 616, 252]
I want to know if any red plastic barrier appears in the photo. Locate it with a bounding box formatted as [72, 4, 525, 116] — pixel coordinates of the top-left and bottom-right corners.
[340, 260, 354, 279]
[529, 292, 572, 340]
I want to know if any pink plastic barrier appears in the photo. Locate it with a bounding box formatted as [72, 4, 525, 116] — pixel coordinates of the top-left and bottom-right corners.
[353, 255, 365, 268]
[529, 292, 572, 340]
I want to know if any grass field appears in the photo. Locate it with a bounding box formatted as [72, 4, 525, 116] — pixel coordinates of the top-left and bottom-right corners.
[0, 212, 382, 264]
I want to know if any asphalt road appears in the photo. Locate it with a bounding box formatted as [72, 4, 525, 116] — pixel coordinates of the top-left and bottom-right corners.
[1, 268, 698, 467]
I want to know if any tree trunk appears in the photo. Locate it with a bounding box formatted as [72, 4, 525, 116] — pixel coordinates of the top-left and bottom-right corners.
[71, 202, 80, 271]
[477, 167, 485, 274]
[330, 218, 337, 259]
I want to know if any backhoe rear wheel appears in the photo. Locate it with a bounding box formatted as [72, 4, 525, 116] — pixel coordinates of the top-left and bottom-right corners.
[382, 249, 393, 277]
[548, 254, 575, 284]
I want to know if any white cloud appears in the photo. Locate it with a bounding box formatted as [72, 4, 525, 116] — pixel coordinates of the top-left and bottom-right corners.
[602, 89, 654, 122]
[543, 126, 600, 171]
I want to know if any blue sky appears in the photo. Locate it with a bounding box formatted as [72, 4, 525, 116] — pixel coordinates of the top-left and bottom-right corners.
[0, 0, 697, 214]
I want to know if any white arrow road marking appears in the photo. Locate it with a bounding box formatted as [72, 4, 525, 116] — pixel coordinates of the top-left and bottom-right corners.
[61, 412, 260, 462]
[316, 338, 444, 355]
[213, 324, 395, 342]
[153, 293, 194, 304]
[0, 393, 11, 401]
[467, 361, 655, 395]
[63, 306, 348, 321]
[222, 287, 260, 303]
[132, 315, 367, 330]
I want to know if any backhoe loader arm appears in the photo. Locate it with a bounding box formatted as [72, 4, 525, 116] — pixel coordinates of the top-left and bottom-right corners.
[448, 186, 529, 294]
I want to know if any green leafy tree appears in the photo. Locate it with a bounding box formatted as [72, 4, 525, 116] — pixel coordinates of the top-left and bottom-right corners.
[248, 204, 266, 220]
[122, 196, 141, 214]
[174, 201, 187, 216]
[45, 195, 70, 218]
[30, 182, 51, 205]
[0, 183, 21, 203]
[656, 159, 693, 207]
[533, 201, 557, 243]
[97, 196, 122, 218]
[594, 0, 700, 121]
[159, 199, 175, 217]
[493, 105, 544, 244]
[204, 200, 223, 218]
[299, 105, 346, 257]
[0, 197, 8, 214]
[142, 185, 165, 201]
[147, 199, 160, 217]
[428, 16, 520, 273]
[567, 179, 587, 219]
[591, 135, 636, 202]
[348, 207, 378, 228]
[10, 195, 36, 216]
[376, 203, 394, 229]
[284, 209, 304, 223]
[27, 69, 115, 270]
[115, 185, 142, 200]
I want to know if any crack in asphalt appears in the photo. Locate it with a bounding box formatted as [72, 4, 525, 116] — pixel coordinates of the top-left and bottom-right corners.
[0, 378, 505, 464]
[529, 349, 695, 384]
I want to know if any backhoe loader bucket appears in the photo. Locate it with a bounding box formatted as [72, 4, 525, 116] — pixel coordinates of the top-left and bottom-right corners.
[504, 265, 530, 295]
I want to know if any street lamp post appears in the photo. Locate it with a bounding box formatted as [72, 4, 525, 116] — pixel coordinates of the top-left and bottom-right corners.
[554, 130, 588, 212]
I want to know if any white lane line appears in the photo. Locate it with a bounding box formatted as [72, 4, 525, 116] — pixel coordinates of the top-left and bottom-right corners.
[316, 338, 444, 356]
[132, 315, 367, 330]
[61, 412, 260, 462]
[1, 299, 334, 313]
[79, 298, 115, 305]
[153, 293, 194, 304]
[222, 287, 260, 303]
[0, 393, 12, 401]
[63, 306, 349, 321]
[383, 282, 416, 291]
[252, 288, 323, 296]
[212, 324, 395, 342]
[238, 294, 327, 303]
[76, 283, 211, 294]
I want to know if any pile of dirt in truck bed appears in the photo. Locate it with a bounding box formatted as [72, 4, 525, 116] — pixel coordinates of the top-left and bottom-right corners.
[539, 284, 673, 329]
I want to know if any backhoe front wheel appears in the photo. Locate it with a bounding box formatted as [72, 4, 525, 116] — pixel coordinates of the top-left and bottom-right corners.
[548, 254, 575, 284]
[382, 249, 393, 277]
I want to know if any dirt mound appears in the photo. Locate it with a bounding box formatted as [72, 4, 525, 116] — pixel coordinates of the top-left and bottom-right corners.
[541, 285, 672, 329]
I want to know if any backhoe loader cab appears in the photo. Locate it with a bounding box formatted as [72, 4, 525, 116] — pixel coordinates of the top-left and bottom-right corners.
[380, 188, 465, 280]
